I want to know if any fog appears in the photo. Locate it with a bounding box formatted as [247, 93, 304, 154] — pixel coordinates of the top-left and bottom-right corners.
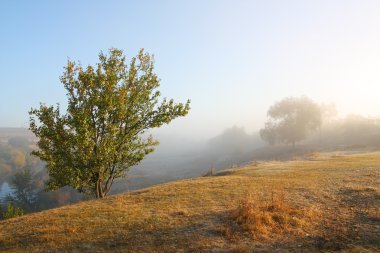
[1, 1, 380, 212]
[1, 97, 380, 212]
[124, 108, 380, 190]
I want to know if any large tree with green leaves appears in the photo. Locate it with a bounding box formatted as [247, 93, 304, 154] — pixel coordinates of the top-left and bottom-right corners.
[29, 48, 190, 198]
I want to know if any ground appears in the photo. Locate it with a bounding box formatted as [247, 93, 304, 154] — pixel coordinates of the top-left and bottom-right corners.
[0, 151, 379, 252]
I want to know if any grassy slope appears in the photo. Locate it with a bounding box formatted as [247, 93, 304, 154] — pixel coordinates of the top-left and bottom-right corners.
[0, 152, 379, 252]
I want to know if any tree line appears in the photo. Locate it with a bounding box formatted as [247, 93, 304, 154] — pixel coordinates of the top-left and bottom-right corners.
[259, 96, 380, 149]
[0, 137, 82, 219]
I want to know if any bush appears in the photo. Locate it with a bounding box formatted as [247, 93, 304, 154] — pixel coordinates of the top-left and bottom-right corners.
[2, 203, 24, 220]
[230, 190, 318, 239]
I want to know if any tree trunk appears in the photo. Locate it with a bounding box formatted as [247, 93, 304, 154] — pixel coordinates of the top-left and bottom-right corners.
[96, 180, 105, 198]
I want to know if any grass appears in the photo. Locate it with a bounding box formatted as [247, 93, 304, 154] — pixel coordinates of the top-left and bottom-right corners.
[0, 151, 379, 252]
[230, 190, 320, 239]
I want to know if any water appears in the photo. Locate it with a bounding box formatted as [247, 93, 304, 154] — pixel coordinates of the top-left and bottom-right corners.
[0, 182, 12, 200]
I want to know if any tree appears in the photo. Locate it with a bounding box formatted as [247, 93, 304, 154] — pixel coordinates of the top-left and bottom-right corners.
[10, 149, 26, 170]
[6, 169, 37, 211]
[208, 126, 253, 156]
[259, 121, 277, 146]
[260, 96, 321, 147]
[29, 48, 190, 198]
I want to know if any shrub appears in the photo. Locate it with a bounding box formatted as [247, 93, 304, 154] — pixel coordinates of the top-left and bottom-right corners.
[2, 203, 24, 220]
[231, 190, 316, 239]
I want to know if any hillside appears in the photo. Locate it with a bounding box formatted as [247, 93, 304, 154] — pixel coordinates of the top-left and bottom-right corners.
[0, 152, 379, 252]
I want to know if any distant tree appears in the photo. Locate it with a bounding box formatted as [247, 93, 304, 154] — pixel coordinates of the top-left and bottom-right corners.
[316, 103, 337, 145]
[342, 114, 380, 145]
[0, 144, 12, 165]
[10, 149, 26, 170]
[29, 48, 190, 198]
[259, 122, 277, 146]
[6, 169, 37, 211]
[208, 126, 252, 155]
[260, 96, 321, 147]
[320, 103, 337, 123]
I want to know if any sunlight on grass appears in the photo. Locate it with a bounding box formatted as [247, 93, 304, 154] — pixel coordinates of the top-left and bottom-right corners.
[230, 190, 321, 239]
[0, 152, 379, 252]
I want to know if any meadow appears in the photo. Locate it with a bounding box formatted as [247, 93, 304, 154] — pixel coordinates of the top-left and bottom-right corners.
[0, 151, 378, 252]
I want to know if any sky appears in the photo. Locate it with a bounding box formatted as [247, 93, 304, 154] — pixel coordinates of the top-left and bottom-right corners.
[1, 0, 380, 139]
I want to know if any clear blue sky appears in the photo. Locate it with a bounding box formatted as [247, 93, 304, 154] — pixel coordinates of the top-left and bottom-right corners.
[1, 1, 380, 138]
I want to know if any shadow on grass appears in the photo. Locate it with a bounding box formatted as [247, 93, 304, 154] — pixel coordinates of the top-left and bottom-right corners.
[0, 187, 379, 252]
[303, 187, 380, 251]
[278, 187, 379, 252]
[1, 211, 231, 253]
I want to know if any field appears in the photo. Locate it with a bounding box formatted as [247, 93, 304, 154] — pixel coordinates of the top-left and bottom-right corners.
[0, 152, 379, 252]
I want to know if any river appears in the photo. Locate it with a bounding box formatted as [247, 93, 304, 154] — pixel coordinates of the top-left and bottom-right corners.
[0, 182, 12, 200]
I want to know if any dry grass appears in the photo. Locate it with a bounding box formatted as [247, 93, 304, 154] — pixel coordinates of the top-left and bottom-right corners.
[231, 190, 320, 239]
[0, 151, 379, 252]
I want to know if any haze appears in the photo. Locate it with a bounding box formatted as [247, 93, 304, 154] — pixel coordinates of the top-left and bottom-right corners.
[1, 0, 380, 139]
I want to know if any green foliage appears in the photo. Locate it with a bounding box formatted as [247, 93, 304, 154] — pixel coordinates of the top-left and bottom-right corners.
[7, 169, 37, 210]
[2, 202, 24, 220]
[260, 96, 321, 146]
[29, 48, 190, 198]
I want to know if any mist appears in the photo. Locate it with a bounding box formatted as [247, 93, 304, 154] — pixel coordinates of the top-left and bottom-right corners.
[1, 1, 380, 215]
[122, 104, 380, 190]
